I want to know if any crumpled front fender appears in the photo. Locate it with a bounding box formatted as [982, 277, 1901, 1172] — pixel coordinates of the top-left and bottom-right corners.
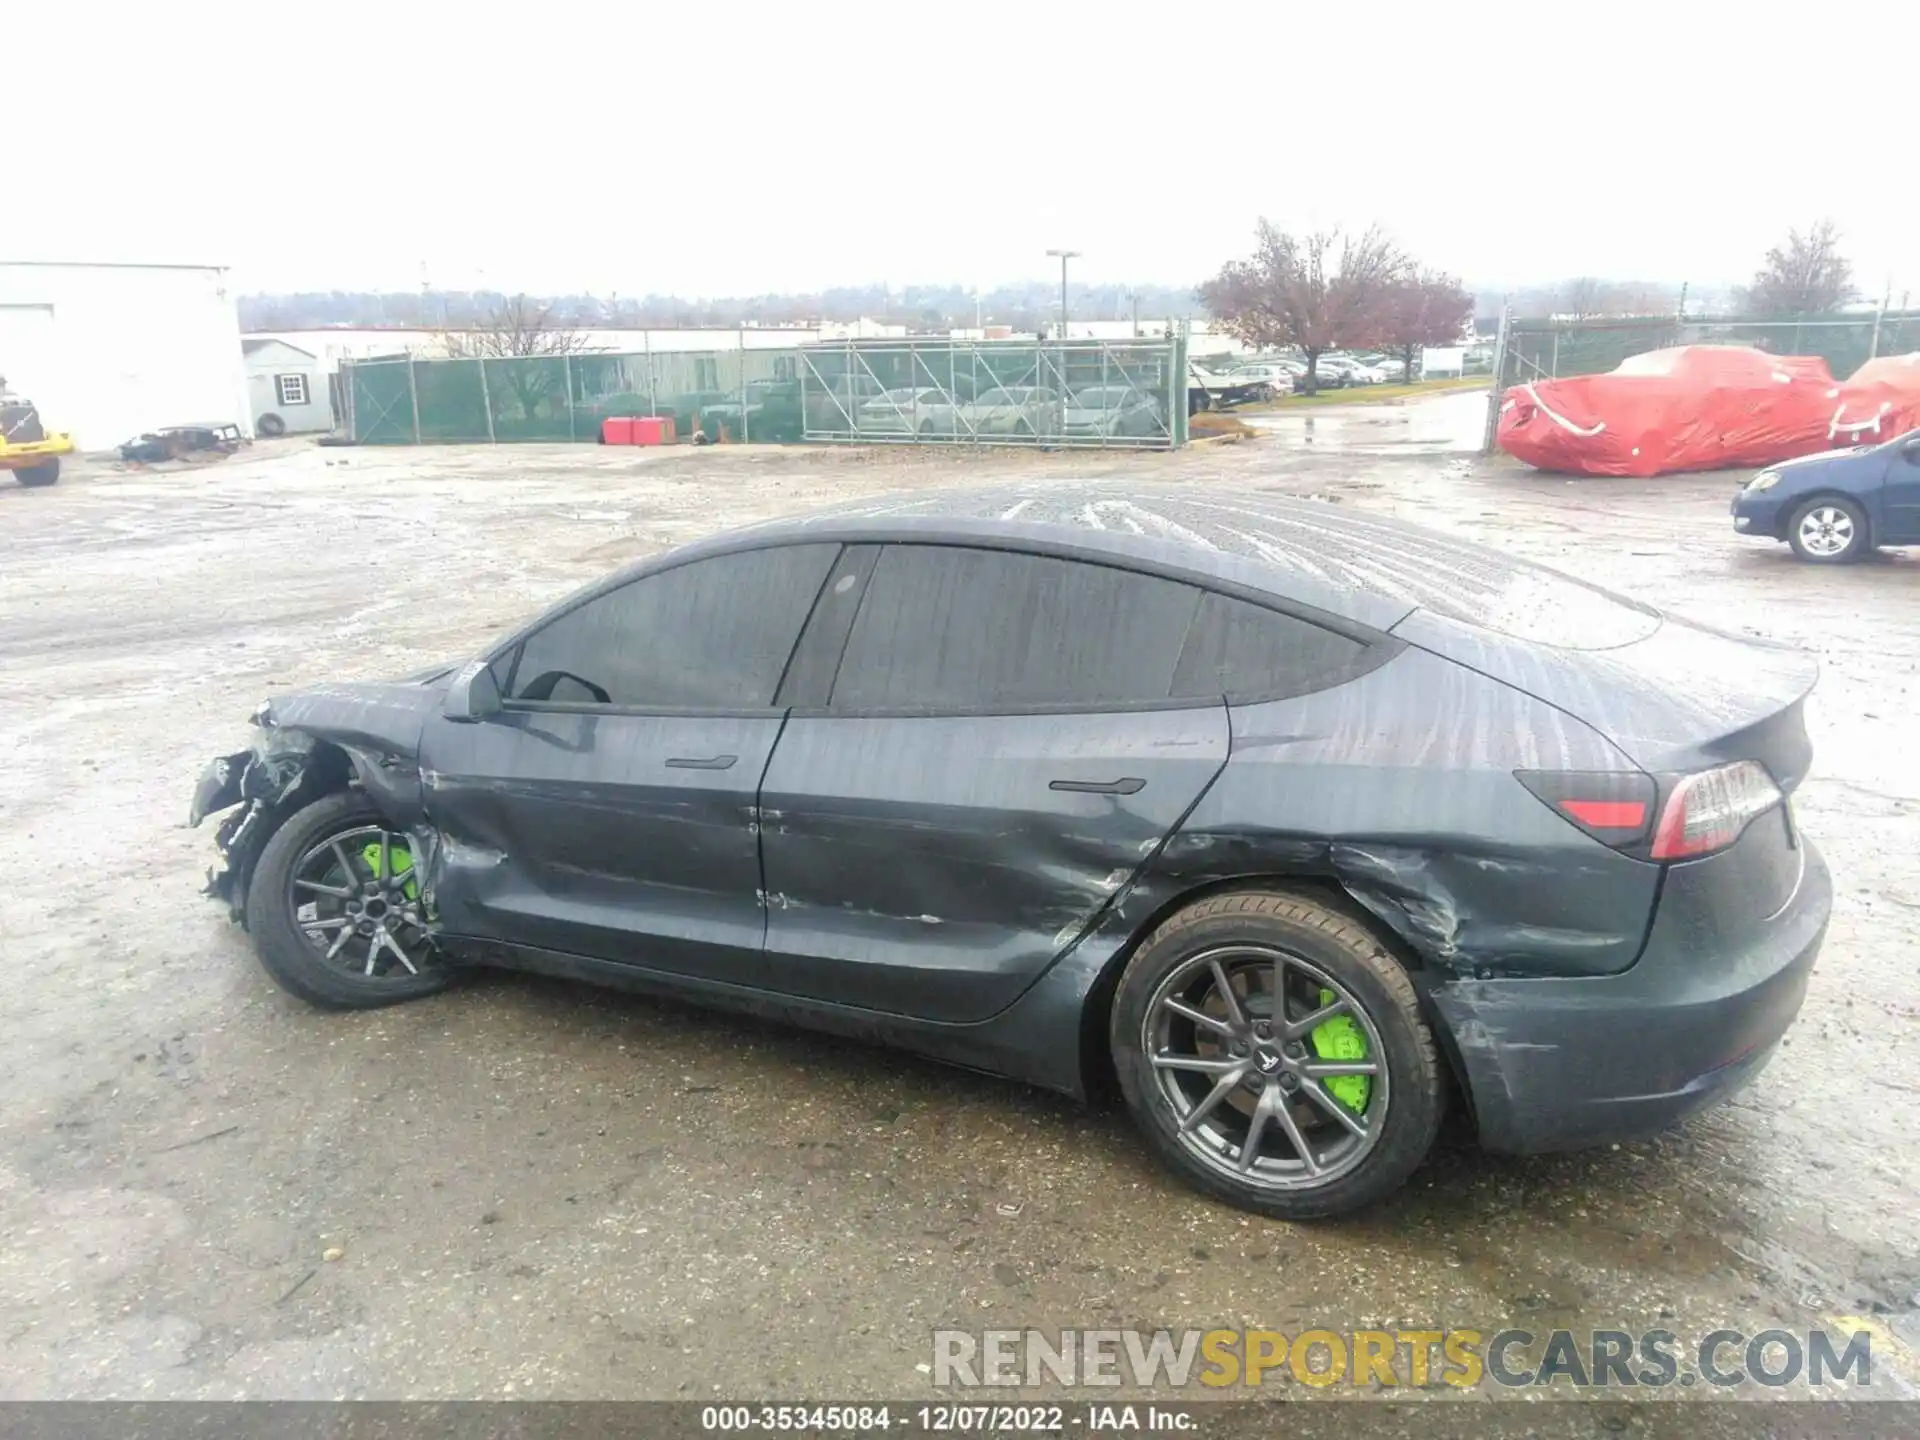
[189, 682, 442, 922]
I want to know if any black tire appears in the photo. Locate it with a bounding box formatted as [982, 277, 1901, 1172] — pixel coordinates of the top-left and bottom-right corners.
[14, 459, 59, 487]
[1786, 495, 1869, 563]
[256, 412, 287, 438]
[1110, 889, 1443, 1219]
[244, 790, 455, 1009]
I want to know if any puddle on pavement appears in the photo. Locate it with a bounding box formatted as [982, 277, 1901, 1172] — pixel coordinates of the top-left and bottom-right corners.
[1244, 390, 1489, 455]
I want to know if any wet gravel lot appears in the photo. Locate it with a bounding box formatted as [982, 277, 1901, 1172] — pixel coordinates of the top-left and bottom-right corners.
[3, 409, 1918, 1404]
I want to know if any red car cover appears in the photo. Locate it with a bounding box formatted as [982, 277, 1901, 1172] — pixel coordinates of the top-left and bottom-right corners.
[1829, 352, 1920, 448]
[1497, 345, 1839, 477]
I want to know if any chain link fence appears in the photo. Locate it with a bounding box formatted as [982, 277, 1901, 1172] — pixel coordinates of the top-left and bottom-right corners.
[345, 349, 800, 445]
[796, 339, 1186, 448]
[1495, 311, 1920, 392]
[344, 338, 1187, 449]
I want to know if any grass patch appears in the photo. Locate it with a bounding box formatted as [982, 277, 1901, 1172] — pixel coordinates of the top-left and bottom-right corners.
[1189, 412, 1258, 440]
[1236, 377, 1489, 411]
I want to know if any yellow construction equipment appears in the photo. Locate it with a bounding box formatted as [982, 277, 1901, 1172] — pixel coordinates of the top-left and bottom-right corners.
[0, 385, 72, 486]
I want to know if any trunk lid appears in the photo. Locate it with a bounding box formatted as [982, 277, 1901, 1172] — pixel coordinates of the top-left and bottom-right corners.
[1393, 601, 1816, 789]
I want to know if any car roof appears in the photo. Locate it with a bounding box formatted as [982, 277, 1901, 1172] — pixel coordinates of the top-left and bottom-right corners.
[641, 481, 1655, 639]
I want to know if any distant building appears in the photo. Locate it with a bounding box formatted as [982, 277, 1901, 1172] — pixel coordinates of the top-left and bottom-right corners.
[245, 325, 836, 372]
[0, 261, 249, 450]
[242, 338, 332, 435]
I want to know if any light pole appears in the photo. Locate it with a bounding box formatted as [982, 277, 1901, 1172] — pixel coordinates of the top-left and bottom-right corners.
[1046, 248, 1080, 340]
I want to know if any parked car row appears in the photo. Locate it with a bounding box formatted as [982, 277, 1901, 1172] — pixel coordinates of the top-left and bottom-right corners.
[851, 385, 1167, 440]
[1214, 353, 1410, 396]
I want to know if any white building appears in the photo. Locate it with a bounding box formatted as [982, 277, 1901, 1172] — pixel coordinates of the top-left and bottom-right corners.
[244, 325, 834, 373]
[0, 261, 250, 451]
[242, 338, 332, 435]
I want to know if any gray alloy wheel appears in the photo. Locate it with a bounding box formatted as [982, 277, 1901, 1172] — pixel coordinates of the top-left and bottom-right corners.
[1142, 943, 1389, 1190]
[244, 790, 454, 1009]
[1788, 497, 1867, 563]
[1110, 891, 1443, 1219]
[287, 823, 435, 980]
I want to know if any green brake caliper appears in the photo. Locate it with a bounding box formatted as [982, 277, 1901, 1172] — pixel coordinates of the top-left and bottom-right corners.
[1309, 987, 1371, 1113]
[360, 840, 419, 902]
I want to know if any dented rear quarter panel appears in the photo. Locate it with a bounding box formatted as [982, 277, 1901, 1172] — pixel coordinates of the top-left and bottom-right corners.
[1119, 647, 1665, 983]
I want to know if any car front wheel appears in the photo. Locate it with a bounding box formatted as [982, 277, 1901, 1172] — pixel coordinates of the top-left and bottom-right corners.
[244, 790, 455, 1009]
[1111, 890, 1443, 1218]
[1787, 497, 1869, 563]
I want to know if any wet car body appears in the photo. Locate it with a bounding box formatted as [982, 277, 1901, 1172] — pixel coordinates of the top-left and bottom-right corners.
[192, 483, 1830, 1206]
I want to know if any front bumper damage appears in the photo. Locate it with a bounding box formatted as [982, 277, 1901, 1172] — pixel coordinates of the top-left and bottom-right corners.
[190, 726, 349, 920]
[188, 689, 444, 926]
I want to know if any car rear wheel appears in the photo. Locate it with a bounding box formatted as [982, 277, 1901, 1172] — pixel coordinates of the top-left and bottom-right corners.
[1787, 497, 1868, 563]
[244, 790, 454, 1009]
[1111, 890, 1443, 1218]
[13, 460, 60, 486]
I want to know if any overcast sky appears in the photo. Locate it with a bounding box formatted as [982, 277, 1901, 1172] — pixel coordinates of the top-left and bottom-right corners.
[18, 1, 1915, 300]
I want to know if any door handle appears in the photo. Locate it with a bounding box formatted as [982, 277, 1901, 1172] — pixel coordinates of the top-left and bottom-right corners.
[665, 755, 738, 770]
[1049, 776, 1146, 795]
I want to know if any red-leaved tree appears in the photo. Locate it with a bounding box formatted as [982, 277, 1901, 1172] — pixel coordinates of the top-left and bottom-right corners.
[1377, 271, 1475, 382]
[1198, 221, 1405, 393]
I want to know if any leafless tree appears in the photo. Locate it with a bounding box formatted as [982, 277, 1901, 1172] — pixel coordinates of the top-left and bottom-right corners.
[440, 295, 591, 421]
[1738, 221, 1856, 316]
[1198, 221, 1406, 392]
[440, 294, 590, 360]
[1558, 277, 1606, 321]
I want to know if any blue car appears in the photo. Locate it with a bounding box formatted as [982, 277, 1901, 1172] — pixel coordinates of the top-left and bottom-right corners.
[1732, 428, 1920, 562]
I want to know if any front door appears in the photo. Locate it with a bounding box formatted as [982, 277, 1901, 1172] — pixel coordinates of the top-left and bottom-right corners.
[420, 541, 841, 976]
[1881, 440, 1920, 542]
[756, 543, 1230, 1024]
[422, 708, 785, 972]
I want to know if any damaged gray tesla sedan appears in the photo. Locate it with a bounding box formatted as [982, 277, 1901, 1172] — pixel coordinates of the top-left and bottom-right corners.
[190, 483, 1831, 1217]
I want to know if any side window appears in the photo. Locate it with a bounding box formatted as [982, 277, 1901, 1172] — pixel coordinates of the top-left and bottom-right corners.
[505, 544, 838, 709]
[1171, 592, 1368, 701]
[831, 546, 1200, 711]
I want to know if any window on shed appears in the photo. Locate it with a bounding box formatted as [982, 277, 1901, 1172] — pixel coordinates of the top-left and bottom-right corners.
[1171, 592, 1368, 701]
[275, 373, 309, 407]
[830, 545, 1200, 711]
[505, 544, 839, 709]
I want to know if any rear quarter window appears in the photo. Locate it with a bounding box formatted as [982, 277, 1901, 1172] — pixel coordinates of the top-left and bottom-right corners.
[1172, 593, 1369, 700]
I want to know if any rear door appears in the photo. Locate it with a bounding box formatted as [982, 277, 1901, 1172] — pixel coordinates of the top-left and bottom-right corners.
[419, 542, 840, 975]
[756, 543, 1229, 1024]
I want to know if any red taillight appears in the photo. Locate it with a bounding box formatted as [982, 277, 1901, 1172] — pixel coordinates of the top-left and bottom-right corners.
[1515, 770, 1656, 850]
[1649, 761, 1783, 860]
[1560, 799, 1648, 829]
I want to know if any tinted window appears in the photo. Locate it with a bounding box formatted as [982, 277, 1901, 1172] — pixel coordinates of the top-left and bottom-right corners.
[1172, 592, 1367, 701]
[507, 544, 837, 708]
[832, 546, 1199, 711]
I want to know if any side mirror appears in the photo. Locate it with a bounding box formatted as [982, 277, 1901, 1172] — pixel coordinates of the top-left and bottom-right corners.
[1902, 434, 1920, 458]
[443, 659, 502, 723]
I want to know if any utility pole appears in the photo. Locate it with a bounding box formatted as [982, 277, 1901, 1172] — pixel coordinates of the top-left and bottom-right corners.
[1046, 248, 1080, 340]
